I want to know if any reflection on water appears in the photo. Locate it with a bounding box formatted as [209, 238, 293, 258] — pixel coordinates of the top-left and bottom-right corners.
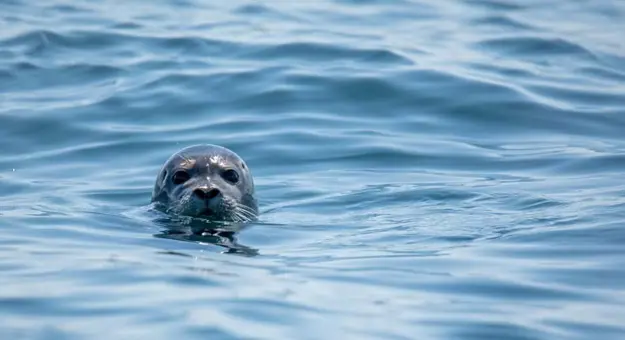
[152, 213, 259, 257]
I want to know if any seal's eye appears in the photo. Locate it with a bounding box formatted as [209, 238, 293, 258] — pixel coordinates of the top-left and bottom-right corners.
[221, 169, 239, 184]
[172, 170, 190, 185]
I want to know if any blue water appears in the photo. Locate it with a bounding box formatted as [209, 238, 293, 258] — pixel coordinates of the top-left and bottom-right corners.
[2, 0, 625, 338]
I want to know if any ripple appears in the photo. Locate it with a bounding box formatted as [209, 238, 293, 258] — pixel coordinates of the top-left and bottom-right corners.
[0, 62, 125, 94]
[232, 3, 303, 23]
[474, 36, 599, 62]
[470, 15, 535, 31]
[0, 29, 245, 59]
[248, 42, 413, 66]
[43, 3, 95, 16]
[464, 0, 525, 11]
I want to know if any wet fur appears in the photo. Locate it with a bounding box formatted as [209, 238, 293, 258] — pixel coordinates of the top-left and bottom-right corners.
[151, 144, 258, 223]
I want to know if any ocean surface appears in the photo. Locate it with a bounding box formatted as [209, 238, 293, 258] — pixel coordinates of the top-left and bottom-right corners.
[2, 0, 625, 339]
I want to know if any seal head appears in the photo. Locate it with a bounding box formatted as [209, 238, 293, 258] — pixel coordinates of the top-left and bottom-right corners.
[151, 144, 258, 223]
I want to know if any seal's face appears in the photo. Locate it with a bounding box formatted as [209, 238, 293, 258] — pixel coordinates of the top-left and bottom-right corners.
[151, 144, 258, 223]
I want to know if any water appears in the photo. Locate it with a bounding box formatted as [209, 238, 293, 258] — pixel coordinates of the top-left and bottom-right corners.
[1, 0, 625, 338]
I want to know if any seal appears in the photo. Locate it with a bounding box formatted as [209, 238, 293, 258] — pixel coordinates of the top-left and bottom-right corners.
[151, 144, 258, 223]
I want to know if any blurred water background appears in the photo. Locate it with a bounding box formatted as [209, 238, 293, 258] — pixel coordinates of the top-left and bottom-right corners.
[1, 0, 625, 339]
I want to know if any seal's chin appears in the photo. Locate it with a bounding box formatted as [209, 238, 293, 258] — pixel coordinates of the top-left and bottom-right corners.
[199, 208, 214, 217]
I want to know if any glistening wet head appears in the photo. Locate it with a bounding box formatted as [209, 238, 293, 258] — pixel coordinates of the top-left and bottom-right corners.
[151, 144, 259, 223]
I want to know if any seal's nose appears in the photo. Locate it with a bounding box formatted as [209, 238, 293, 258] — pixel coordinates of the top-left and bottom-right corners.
[193, 188, 220, 200]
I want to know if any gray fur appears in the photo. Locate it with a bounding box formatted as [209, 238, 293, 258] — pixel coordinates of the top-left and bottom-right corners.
[151, 144, 258, 222]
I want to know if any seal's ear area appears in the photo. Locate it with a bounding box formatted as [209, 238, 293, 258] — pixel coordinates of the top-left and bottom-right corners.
[151, 168, 170, 203]
[152, 189, 169, 204]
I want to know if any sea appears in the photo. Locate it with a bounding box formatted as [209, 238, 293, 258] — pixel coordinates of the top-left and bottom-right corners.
[1, 0, 625, 339]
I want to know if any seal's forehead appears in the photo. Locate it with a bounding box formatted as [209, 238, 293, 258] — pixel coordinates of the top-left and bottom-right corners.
[179, 156, 196, 168]
[201, 153, 229, 167]
[170, 151, 234, 169]
[167, 153, 196, 169]
[211, 154, 226, 164]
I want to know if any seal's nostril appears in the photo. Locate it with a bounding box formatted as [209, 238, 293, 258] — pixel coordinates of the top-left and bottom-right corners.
[194, 188, 220, 200]
[193, 188, 207, 200]
[206, 188, 220, 199]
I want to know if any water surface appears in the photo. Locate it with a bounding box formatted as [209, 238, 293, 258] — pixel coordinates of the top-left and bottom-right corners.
[1, 0, 625, 339]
